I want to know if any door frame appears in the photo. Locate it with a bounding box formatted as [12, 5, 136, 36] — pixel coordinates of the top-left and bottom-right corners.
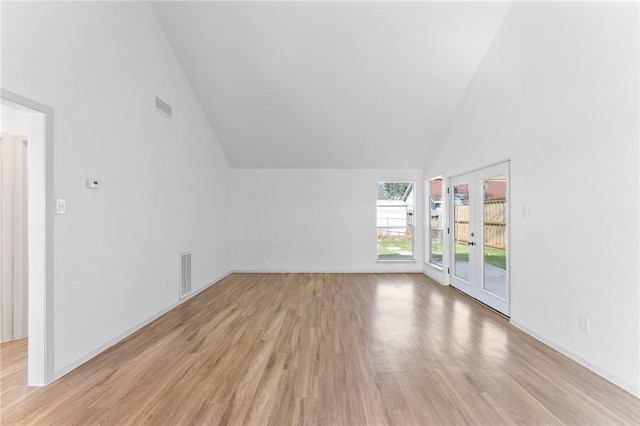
[448, 160, 510, 316]
[1, 88, 55, 385]
[449, 173, 475, 296]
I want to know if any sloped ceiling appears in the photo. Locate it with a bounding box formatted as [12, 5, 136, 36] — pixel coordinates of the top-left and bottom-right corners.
[152, 2, 511, 169]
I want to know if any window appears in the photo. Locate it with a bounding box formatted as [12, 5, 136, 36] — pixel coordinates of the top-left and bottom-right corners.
[427, 177, 444, 267]
[377, 181, 414, 260]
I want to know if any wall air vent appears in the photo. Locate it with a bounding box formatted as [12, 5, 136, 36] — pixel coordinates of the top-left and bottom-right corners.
[155, 96, 172, 118]
[179, 252, 192, 299]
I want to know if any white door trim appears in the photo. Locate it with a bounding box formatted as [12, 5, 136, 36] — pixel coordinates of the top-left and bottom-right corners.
[1, 88, 55, 385]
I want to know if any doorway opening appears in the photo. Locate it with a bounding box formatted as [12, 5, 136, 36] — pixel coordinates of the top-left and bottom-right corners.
[1, 90, 54, 385]
[1, 106, 29, 343]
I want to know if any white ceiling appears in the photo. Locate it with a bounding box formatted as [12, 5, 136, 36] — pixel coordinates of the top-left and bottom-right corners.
[151, 2, 511, 169]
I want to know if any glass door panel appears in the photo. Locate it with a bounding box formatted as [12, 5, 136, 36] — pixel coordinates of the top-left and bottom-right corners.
[453, 183, 470, 282]
[482, 175, 507, 299]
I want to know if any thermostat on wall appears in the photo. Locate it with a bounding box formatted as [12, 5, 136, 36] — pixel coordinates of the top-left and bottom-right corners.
[87, 178, 101, 189]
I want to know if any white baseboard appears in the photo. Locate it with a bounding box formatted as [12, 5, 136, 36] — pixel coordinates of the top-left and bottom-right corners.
[510, 320, 639, 398]
[54, 271, 232, 381]
[423, 265, 446, 285]
[231, 269, 424, 274]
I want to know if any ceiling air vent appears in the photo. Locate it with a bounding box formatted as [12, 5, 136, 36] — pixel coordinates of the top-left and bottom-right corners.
[155, 96, 172, 118]
[179, 252, 192, 299]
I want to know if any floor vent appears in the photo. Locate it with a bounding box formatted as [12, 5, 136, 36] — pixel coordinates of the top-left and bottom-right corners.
[155, 96, 172, 118]
[179, 252, 192, 299]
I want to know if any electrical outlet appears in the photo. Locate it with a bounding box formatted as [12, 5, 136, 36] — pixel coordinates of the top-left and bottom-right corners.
[579, 315, 590, 333]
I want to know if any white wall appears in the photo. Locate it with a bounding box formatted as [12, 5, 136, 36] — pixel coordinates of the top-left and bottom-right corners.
[1, 2, 231, 373]
[424, 2, 639, 395]
[232, 169, 423, 272]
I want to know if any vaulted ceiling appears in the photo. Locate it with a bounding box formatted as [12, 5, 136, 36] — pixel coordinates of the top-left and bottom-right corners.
[151, 2, 511, 169]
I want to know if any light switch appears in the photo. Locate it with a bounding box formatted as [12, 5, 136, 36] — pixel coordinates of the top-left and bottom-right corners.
[56, 199, 66, 214]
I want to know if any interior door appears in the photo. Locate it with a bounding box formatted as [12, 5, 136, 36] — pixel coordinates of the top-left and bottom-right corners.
[449, 162, 509, 316]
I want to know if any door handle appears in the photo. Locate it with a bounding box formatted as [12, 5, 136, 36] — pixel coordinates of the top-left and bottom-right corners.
[468, 241, 475, 246]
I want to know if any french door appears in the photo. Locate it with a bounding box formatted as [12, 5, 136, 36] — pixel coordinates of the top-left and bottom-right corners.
[449, 162, 509, 316]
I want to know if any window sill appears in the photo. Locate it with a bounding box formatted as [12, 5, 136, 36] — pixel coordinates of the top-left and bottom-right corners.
[376, 259, 417, 264]
[424, 262, 444, 271]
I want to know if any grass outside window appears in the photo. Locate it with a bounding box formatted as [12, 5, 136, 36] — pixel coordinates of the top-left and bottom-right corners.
[377, 234, 413, 260]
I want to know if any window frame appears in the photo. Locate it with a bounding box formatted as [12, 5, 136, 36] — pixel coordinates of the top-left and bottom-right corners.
[376, 181, 415, 262]
[426, 176, 444, 269]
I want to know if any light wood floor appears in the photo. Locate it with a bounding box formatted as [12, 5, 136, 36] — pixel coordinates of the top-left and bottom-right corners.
[1, 273, 639, 425]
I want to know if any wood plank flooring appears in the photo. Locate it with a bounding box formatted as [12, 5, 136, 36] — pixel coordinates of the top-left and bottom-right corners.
[1, 273, 639, 425]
